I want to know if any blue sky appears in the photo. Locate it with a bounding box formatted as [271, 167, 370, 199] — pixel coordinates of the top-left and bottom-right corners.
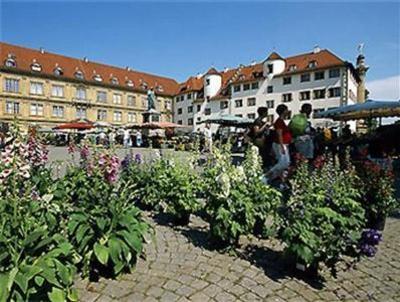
[1, 1, 399, 96]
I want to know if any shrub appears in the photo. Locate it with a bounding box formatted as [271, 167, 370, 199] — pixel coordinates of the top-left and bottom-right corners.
[279, 156, 365, 275]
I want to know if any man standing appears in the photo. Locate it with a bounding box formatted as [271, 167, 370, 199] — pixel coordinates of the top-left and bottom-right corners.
[123, 128, 131, 148]
[203, 123, 213, 153]
[289, 103, 314, 159]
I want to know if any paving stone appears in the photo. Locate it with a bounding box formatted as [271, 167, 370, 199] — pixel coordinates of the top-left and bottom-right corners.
[163, 279, 182, 291]
[190, 292, 210, 302]
[160, 291, 180, 302]
[146, 286, 165, 298]
[214, 292, 236, 302]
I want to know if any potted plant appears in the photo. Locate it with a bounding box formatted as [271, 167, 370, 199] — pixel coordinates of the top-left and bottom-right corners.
[355, 160, 397, 230]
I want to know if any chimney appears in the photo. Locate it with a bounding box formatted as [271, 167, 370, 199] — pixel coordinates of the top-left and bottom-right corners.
[313, 45, 321, 54]
[250, 60, 256, 66]
[126, 66, 131, 72]
[39, 47, 45, 54]
[224, 67, 229, 72]
[196, 73, 202, 79]
[83, 57, 89, 63]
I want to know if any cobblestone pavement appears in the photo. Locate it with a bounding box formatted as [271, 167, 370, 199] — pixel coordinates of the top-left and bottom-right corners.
[75, 212, 400, 302]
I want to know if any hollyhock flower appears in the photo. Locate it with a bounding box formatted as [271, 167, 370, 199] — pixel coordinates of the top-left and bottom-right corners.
[79, 143, 90, 162]
[134, 153, 142, 164]
[68, 142, 76, 154]
[121, 154, 132, 170]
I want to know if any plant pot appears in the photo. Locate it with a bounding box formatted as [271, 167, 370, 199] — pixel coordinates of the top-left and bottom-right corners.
[253, 217, 265, 236]
[367, 214, 386, 231]
[174, 212, 190, 226]
[295, 261, 319, 278]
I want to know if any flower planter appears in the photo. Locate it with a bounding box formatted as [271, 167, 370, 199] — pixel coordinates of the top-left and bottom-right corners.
[366, 214, 386, 231]
[295, 261, 319, 278]
[253, 217, 265, 236]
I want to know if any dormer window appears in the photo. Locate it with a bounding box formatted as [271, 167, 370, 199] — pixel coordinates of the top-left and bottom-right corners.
[54, 67, 63, 76]
[111, 77, 119, 85]
[93, 74, 103, 82]
[31, 62, 42, 72]
[288, 65, 297, 71]
[5, 58, 16, 68]
[141, 82, 148, 90]
[74, 70, 84, 80]
[126, 80, 134, 87]
[156, 85, 164, 92]
[308, 60, 317, 68]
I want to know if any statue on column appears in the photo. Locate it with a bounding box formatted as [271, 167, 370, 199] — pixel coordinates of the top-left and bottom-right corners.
[147, 88, 156, 111]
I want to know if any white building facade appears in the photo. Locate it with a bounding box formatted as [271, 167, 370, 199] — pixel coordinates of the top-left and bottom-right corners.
[174, 47, 363, 132]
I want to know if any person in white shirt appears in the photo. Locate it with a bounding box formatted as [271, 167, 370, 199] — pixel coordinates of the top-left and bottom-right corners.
[108, 131, 115, 147]
[99, 131, 106, 146]
[123, 129, 131, 148]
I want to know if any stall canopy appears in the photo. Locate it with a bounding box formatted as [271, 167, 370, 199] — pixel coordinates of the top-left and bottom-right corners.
[199, 113, 254, 127]
[53, 119, 94, 130]
[314, 99, 400, 121]
[126, 122, 187, 129]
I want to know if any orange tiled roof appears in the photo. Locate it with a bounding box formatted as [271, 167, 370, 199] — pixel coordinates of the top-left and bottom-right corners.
[0, 42, 180, 96]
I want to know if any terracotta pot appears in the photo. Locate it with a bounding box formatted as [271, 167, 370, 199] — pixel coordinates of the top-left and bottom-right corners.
[174, 212, 190, 226]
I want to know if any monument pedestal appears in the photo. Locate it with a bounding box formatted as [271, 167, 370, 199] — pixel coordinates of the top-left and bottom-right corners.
[143, 109, 160, 123]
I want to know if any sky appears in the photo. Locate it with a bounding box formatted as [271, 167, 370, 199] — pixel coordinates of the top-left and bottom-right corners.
[1, 1, 399, 99]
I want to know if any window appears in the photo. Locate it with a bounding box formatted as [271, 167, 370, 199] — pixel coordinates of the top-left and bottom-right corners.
[329, 68, 340, 78]
[251, 82, 259, 90]
[54, 67, 63, 76]
[288, 65, 297, 71]
[282, 93, 292, 102]
[266, 100, 274, 109]
[127, 95, 136, 106]
[220, 101, 228, 109]
[308, 60, 317, 68]
[205, 108, 211, 115]
[178, 108, 183, 115]
[235, 114, 243, 118]
[267, 64, 274, 74]
[52, 106, 64, 118]
[178, 120, 183, 125]
[74, 71, 84, 80]
[267, 85, 273, 93]
[51, 85, 64, 97]
[197, 117, 201, 122]
[5, 101, 20, 114]
[243, 83, 250, 91]
[31, 63, 42, 72]
[76, 107, 87, 119]
[93, 74, 103, 82]
[76, 87, 86, 99]
[30, 82, 44, 95]
[247, 97, 256, 106]
[314, 71, 325, 80]
[197, 104, 201, 112]
[97, 109, 107, 121]
[328, 87, 341, 98]
[205, 79, 210, 86]
[113, 111, 122, 122]
[187, 93, 192, 100]
[283, 77, 292, 85]
[235, 99, 243, 107]
[233, 85, 241, 92]
[30, 103, 43, 116]
[313, 108, 325, 116]
[188, 106, 193, 113]
[111, 77, 119, 85]
[141, 96, 147, 108]
[206, 96, 210, 102]
[180, 95, 185, 101]
[164, 100, 171, 110]
[127, 112, 136, 123]
[113, 94, 122, 104]
[5, 58, 16, 68]
[313, 89, 326, 99]
[97, 91, 107, 103]
[188, 118, 194, 126]
[126, 80, 134, 87]
[300, 73, 311, 82]
[299, 91, 311, 101]
[248, 113, 256, 119]
[284, 111, 292, 120]
[4, 78, 19, 93]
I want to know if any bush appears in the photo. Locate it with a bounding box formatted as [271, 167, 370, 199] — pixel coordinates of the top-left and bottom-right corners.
[203, 145, 281, 247]
[279, 156, 365, 275]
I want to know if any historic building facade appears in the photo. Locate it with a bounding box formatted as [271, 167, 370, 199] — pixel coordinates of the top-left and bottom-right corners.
[0, 42, 176, 130]
[174, 46, 365, 132]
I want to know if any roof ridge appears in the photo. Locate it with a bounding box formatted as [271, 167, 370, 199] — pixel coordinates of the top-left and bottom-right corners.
[0, 41, 178, 83]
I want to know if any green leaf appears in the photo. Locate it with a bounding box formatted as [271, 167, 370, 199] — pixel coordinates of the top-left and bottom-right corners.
[34, 275, 45, 287]
[93, 243, 109, 265]
[14, 272, 28, 293]
[0, 273, 10, 302]
[108, 237, 122, 265]
[48, 287, 66, 302]
[68, 288, 79, 302]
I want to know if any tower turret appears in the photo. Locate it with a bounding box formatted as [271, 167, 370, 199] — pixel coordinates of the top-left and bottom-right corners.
[356, 53, 369, 103]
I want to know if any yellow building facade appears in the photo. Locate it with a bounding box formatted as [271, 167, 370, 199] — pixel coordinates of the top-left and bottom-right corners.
[0, 42, 176, 131]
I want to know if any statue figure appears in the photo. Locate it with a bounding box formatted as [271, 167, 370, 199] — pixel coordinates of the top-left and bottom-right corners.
[147, 88, 156, 111]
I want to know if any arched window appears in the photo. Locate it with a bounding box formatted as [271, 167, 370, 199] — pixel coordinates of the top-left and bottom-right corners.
[5, 58, 16, 68]
[126, 80, 134, 87]
[31, 63, 42, 72]
[93, 74, 103, 82]
[54, 67, 64, 76]
[74, 70, 84, 80]
[111, 77, 119, 85]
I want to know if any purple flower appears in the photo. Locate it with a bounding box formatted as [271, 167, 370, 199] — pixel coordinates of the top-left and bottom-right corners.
[134, 153, 142, 164]
[361, 229, 382, 246]
[360, 244, 377, 257]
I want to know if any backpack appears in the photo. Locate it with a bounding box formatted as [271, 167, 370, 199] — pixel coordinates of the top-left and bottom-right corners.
[289, 114, 308, 137]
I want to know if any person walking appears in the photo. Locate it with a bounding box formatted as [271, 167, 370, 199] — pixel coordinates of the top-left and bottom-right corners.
[267, 104, 292, 181]
[136, 130, 143, 147]
[123, 128, 131, 148]
[289, 103, 314, 159]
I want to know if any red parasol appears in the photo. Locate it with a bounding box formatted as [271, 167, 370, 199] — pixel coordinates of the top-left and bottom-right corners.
[54, 120, 94, 130]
